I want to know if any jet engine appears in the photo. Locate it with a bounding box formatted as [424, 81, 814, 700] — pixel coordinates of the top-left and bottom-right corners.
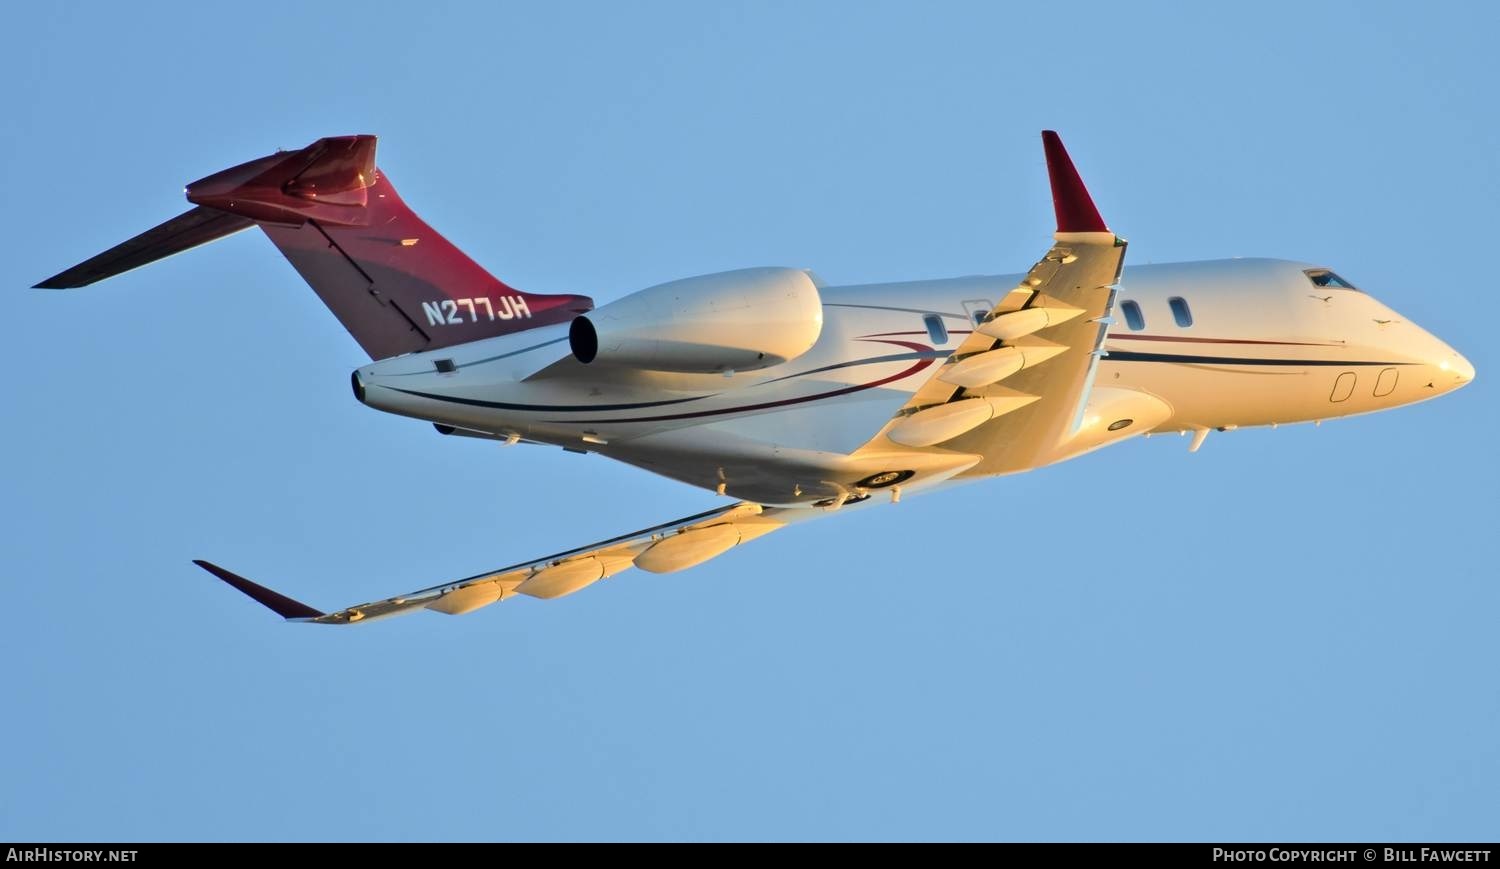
[569, 267, 823, 373]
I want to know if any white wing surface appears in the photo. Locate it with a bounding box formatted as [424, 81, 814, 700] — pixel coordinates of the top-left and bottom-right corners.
[857, 131, 1127, 476]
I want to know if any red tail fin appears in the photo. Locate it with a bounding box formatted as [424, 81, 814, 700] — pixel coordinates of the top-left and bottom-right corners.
[188, 135, 592, 359]
[36, 135, 593, 361]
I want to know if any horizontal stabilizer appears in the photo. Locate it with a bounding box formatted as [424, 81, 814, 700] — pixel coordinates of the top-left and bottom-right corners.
[194, 559, 324, 621]
[35, 207, 254, 289]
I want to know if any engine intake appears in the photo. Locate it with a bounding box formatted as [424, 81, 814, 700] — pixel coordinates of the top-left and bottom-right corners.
[569, 267, 823, 373]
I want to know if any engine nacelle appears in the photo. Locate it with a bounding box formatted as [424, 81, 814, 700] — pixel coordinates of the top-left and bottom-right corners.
[569, 267, 823, 373]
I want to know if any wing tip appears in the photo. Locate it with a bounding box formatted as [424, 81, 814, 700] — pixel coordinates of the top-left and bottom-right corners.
[33, 275, 80, 289]
[193, 558, 325, 621]
[1040, 130, 1109, 234]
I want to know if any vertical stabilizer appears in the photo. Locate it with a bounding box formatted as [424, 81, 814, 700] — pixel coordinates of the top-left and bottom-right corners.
[36, 135, 594, 361]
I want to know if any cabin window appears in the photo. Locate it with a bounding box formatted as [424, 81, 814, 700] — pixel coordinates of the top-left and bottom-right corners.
[1305, 269, 1359, 291]
[923, 314, 949, 345]
[1120, 300, 1145, 331]
[1168, 296, 1193, 328]
[962, 300, 994, 325]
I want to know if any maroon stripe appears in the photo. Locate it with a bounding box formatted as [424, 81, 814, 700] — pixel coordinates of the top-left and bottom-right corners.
[1109, 334, 1337, 347]
[548, 338, 937, 425]
[865, 330, 1331, 348]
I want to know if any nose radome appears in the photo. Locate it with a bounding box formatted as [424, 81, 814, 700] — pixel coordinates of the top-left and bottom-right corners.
[1448, 351, 1475, 386]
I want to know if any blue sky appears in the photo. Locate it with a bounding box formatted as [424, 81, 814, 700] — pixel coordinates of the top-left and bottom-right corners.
[2, 1, 1496, 842]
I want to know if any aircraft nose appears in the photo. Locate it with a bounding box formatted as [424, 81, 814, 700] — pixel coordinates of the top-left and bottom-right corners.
[1441, 349, 1475, 387]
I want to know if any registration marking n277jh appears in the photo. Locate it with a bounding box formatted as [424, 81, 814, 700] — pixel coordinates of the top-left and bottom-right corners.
[421, 296, 533, 326]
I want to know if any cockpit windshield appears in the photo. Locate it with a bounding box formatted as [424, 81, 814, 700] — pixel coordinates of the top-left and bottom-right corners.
[1305, 269, 1359, 291]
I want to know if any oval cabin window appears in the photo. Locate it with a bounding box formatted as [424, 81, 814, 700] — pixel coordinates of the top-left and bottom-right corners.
[923, 314, 948, 345]
[1168, 297, 1193, 328]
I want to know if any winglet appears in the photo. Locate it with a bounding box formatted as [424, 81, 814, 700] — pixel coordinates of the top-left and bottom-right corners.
[1041, 131, 1109, 234]
[193, 559, 325, 620]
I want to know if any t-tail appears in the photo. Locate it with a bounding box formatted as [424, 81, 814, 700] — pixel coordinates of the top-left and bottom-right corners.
[34, 135, 593, 360]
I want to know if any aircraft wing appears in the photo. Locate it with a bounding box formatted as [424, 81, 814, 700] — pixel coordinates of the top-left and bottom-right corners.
[195, 501, 794, 624]
[857, 131, 1126, 475]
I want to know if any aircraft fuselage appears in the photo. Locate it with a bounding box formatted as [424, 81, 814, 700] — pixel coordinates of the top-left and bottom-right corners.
[355, 256, 1472, 505]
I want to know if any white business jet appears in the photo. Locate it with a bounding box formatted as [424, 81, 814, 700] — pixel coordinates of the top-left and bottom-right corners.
[36, 132, 1473, 624]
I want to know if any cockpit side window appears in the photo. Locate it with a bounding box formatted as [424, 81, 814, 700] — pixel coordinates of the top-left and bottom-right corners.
[1120, 300, 1145, 331]
[1305, 269, 1360, 291]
